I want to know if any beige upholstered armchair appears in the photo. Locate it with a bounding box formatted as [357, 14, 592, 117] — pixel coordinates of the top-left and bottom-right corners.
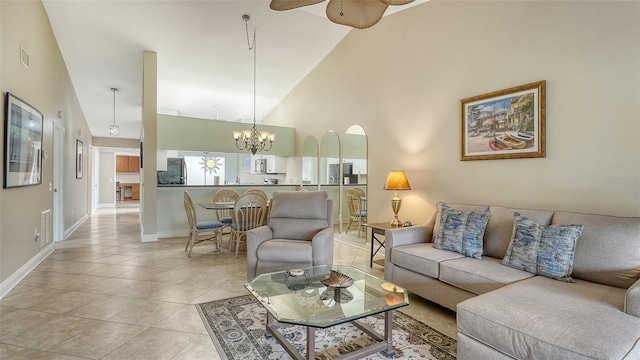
[246, 191, 334, 280]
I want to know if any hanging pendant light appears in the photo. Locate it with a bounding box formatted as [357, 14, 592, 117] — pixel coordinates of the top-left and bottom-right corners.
[232, 14, 275, 155]
[108, 87, 120, 136]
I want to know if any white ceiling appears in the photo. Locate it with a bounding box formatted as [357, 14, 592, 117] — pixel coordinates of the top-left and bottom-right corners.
[42, 0, 428, 139]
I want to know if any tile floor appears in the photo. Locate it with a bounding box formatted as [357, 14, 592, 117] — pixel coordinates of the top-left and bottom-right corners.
[0, 202, 456, 359]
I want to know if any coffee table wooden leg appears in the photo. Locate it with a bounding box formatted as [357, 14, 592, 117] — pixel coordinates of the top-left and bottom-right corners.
[307, 326, 316, 359]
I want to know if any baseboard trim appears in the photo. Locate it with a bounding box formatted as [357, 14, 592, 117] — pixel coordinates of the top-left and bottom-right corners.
[141, 233, 158, 242]
[64, 214, 88, 240]
[0, 243, 55, 300]
[158, 229, 188, 239]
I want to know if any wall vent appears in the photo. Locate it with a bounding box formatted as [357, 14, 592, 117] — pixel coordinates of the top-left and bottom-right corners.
[40, 209, 52, 249]
[20, 45, 30, 69]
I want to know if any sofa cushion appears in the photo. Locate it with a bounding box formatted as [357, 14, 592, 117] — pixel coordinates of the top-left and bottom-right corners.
[502, 213, 583, 282]
[457, 276, 640, 360]
[484, 205, 554, 258]
[391, 243, 464, 278]
[433, 205, 491, 259]
[439, 256, 534, 295]
[431, 202, 490, 242]
[552, 211, 640, 289]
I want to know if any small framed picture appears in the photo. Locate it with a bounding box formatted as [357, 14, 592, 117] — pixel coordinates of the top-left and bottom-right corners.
[461, 81, 546, 161]
[76, 139, 83, 179]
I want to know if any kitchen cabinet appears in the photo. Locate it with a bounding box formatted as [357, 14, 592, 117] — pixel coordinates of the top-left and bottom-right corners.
[116, 156, 140, 173]
[251, 155, 287, 174]
[119, 183, 140, 200]
[352, 159, 367, 174]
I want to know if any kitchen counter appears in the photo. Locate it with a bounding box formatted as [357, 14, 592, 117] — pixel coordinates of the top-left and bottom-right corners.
[157, 184, 298, 188]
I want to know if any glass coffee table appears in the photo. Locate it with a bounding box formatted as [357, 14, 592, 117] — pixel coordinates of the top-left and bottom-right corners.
[245, 265, 408, 360]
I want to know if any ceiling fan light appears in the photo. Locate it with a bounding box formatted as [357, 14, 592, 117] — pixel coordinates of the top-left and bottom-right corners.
[270, 0, 326, 11]
[326, 0, 388, 29]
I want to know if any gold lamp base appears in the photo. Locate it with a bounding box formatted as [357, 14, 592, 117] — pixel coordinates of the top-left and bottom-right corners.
[389, 192, 403, 227]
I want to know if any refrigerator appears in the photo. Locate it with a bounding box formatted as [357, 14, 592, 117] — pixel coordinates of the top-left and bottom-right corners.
[157, 158, 185, 185]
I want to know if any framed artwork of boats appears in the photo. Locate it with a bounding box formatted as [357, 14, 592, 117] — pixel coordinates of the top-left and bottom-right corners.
[461, 80, 545, 161]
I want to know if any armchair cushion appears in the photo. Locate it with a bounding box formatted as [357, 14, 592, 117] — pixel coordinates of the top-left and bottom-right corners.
[257, 239, 313, 263]
[269, 191, 329, 240]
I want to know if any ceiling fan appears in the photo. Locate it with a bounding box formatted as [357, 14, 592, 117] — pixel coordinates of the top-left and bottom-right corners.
[270, 0, 415, 29]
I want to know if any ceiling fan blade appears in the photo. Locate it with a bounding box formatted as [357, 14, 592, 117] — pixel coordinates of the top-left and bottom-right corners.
[326, 0, 388, 29]
[270, 0, 327, 11]
[381, 0, 415, 5]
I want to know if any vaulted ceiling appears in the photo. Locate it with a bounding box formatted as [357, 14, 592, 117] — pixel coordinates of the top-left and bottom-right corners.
[42, 0, 427, 139]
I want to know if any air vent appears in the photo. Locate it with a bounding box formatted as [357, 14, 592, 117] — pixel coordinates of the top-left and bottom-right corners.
[20, 45, 29, 69]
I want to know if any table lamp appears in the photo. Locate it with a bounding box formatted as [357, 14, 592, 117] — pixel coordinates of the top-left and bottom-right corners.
[383, 170, 411, 227]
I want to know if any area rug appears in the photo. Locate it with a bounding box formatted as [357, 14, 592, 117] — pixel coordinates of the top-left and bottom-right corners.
[196, 294, 456, 360]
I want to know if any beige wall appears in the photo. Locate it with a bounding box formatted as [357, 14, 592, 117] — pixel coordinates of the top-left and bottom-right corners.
[266, 1, 640, 224]
[1, 1, 91, 283]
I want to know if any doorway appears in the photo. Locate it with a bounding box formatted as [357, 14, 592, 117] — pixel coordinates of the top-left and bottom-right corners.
[53, 123, 64, 241]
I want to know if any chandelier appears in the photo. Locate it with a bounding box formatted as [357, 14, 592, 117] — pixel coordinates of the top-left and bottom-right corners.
[108, 87, 120, 136]
[270, 0, 415, 29]
[232, 14, 275, 155]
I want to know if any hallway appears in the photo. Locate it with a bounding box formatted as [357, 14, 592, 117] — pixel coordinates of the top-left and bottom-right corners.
[0, 203, 456, 359]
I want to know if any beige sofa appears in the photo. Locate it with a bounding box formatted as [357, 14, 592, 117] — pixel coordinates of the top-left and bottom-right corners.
[384, 202, 640, 360]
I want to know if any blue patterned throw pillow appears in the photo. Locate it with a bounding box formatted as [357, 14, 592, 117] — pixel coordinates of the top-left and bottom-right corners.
[433, 204, 491, 259]
[502, 212, 583, 282]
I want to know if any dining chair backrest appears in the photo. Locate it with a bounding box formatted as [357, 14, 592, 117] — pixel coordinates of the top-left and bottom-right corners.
[352, 187, 365, 198]
[245, 188, 268, 201]
[184, 191, 198, 230]
[213, 188, 239, 222]
[351, 187, 366, 210]
[233, 193, 268, 232]
[346, 188, 364, 218]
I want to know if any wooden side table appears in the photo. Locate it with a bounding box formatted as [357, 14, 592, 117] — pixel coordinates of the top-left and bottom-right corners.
[365, 222, 402, 267]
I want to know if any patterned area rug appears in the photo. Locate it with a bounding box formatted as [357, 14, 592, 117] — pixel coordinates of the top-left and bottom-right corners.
[196, 294, 456, 360]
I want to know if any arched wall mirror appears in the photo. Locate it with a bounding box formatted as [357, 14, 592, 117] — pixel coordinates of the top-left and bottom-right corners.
[320, 130, 340, 228]
[301, 136, 319, 189]
[342, 125, 367, 240]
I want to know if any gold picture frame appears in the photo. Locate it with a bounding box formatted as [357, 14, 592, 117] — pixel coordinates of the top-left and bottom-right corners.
[461, 80, 545, 161]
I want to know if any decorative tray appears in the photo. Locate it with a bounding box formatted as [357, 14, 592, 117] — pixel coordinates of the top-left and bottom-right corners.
[321, 270, 354, 288]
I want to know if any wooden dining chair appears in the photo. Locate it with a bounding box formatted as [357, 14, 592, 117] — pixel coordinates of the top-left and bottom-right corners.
[213, 188, 239, 246]
[183, 191, 224, 257]
[352, 187, 367, 211]
[245, 188, 270, 222]
[345, 188, 367, 237]
[231, 193, 268, 258]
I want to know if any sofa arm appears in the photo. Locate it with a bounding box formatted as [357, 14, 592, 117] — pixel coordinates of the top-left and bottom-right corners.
[312, 227, 334, 267]
[384, 225, 431, 282]
[246, 226, 273, 280]
[385, 225, 432, 249]
[625, 278, 640, 318]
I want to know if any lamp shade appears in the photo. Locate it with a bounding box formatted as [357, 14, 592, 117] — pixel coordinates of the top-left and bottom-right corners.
[384, 170, 411, 190]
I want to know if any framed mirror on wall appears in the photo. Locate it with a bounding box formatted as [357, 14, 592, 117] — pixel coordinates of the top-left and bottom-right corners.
[320, 130, 340, 232]
[342, 125, 367, 242]
[301, 136, 319, 190]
